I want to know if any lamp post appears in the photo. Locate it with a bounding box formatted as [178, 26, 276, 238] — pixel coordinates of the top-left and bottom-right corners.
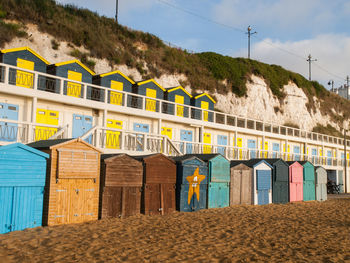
[328, 80, 334, 91]
[246, 26, 257, 59]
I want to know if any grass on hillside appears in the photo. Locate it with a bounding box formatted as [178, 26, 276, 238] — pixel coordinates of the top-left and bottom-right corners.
[1, 0, 350, 135]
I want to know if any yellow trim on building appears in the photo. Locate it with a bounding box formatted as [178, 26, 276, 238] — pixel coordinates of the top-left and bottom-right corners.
[54, 60, 95, 75]
[99, 70, 135, 84]
[167, 86, 192, 97]
[194, 93, 216, 104]
[1, 46, 50, 65]
[137, 79, 166, 91]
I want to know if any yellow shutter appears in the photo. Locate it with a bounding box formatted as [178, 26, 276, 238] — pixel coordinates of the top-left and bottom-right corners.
[110, 80, 123, 105]
[161, 127, 172, 139]
[67, 70, 82, 98]
[203, 132, 211, 153]
[35, 109, 59, 141]
[106, 119, 123, 149]
[201, 101, 209, 121]
[235, 137, 243, 160]
[175, 95, 184, 117]
[16, 58, 34, 89]
[146, 88, 157, 112]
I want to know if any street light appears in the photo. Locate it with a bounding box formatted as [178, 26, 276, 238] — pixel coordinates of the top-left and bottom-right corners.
[328, 80, 334, 91]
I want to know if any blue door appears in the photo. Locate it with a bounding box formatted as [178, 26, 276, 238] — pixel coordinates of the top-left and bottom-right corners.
[0, 187, 13, 233]
[257, 170, 271, 205]
[208, 182, 229, 208]
[180, 130, 193, 154]
[293, 146, 300, 161]
[272, 143, 279, 158]
[312, 148, 317, 164]
[327, 150, 332, 166]
[248, 139, 257, 158]
[0, 186, 44, 233]
[72, 114, 93, 143]
[217, 135, 227, 156]
[0, 103, 19, 142]
[133, 123, 149, 151]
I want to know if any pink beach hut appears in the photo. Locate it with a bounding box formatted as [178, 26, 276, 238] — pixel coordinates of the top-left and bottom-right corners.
[287, 161, 303, 202]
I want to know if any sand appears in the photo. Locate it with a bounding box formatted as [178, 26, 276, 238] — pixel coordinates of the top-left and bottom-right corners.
[0, 198, 350, 263]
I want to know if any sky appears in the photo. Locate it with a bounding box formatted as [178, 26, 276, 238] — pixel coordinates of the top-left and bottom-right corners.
[56, 0, 350, 89]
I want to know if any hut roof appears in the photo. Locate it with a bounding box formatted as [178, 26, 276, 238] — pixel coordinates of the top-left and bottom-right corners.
[137, 79, 166, 91]
[132, 153, 175, 163]
[97, 70, 135, 84]
[1, 46, 50, 64]
[251, 158, 288, 166]
[166, 86, 192, 97]
[0, 143, 49, 158]
[171, 155, 204, 164]
[193, 93, 216, 103]
[53, 59, 95, 75]
[183, 153, 226, 162]
[27, 138, 101, 152]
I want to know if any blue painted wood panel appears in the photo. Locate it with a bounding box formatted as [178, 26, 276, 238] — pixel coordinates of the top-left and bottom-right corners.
[133, 123, 149, 151]
[93, 72, 133, 93]
[257, 170, 271, 190]
[293, 146, 300, 161]
[207, 182, 229, 208]
[72, 114, 93, 143]
[134, 82, 164, 100]
[175, 158, 208, 185]
[48, 63, 93, 83]
[180, 130, 193, 154]
[177, 183, 207, 212]
[248, 140, 257, 158]
[0, 187, 13, 233]
[272, 143, 279, 158]
[217, 135, 227, 156]
[258, 189, 269, 205]
[208, 155, 230, 183]
[0, 103, 18, 142]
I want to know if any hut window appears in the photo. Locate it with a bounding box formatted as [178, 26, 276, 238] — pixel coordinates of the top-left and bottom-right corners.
[38, 111, 45, 115]
[0, 105, 3, 109]
[50, 112, 57, 117]
[8, 106, 17, 111]
[75, 116, 82, 120]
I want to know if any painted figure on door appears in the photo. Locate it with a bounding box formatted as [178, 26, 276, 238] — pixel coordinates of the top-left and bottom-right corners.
[186, 167, 206, 204]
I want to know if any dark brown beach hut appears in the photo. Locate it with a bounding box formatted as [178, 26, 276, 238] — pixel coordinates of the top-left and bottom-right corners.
[100, 154, 143, 218]
[133, 153, 177, 215]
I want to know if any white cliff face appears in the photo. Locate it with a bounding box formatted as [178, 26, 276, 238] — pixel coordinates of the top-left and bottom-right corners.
[2, 24, 339, 132]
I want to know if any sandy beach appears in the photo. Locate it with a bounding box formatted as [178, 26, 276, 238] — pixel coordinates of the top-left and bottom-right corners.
[0, 198, 349, 262]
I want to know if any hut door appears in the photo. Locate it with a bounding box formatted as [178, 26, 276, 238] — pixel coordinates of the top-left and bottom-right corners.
[145, 184, 161, 215]
[161, 127, 173, 154]
[72, 114, 93, 143]
[201, 101, 209, 121]
[35, 109, 59, 141]
[133, 123, 149, 151]
[104, 187, 122, 218]
[161, 184, 175, 214]
[0, 187, 13, 233]
[338, 171, 344, 193]
[0, 103, 19, 142]
[145, 88, 157, 112]
[257, 170, 271, 205]
[203, 132, 212, 154]
[293, 146, 300, 161]
[175, 95, 184, 117]
[105, 187, 140, 217]
[16, 58, 34, 89]
[272, 143, 279, 158]
[217, 135, 227, 156]
[241, 170, 252, 204]
[106, 119, 123, 149]
[180, 130, 193, 154]
[110, 80, 123, 105]
[67, 70, 82, 98]
[248, 140, 257, 158]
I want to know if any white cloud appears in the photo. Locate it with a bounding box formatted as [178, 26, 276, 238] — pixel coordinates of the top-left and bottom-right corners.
[234, 34, 350, 88]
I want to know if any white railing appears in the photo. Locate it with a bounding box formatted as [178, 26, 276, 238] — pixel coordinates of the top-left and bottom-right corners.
[0, 62, 348, 148]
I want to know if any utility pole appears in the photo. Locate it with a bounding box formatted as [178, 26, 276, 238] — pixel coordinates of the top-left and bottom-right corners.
[345, 128, 348, 193]
[346, 75, 349, 100]
[328, 80, 334, 91]
[306, 54, 317, 81]
[115, 0, 119, 24]
[246, 26, 257, 59]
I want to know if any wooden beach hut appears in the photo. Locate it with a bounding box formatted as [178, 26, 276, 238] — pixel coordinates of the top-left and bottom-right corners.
[0, 143, 49, 233]
[27, 138, 101, 226]
[191, 93, 216, 122]
[100, 154, 143, 218]
[1, 46, 49, 89]
[93, 70, 135, 106]
[315, 166, 327, 201]
[133, 154, 176, 215]
[164, 86, 192, 117]
[262, 159, 289, 204]
[189, 154, 230, 208]
[172, 155, 208, 212]
[133, 79, 166, 112]
[230, 161, 253, 205]
[299, 161, 316, 201]
[286, 161, 303, 202]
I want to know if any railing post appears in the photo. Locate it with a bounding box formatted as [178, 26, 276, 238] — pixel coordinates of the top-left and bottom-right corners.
[33, 72, 38, 90]
[3, 65, 8, 84]
[60, 79, 64, 95]
[95, 127, 101, 148]
[120, 131, 124, 150]
[83, 84, 87, 99]
[104, 88, 108, 104]
[143, 134, 147, 151]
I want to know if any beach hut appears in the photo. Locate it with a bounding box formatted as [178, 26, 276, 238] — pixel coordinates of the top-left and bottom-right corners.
[133, 79, 166, 112]
[262, 159, 289, 204]
[315, 166, 327, 201]
[47, 60, 95, 98]
[164, 86, 192, 117]
[286, 161, 303, 202]
[27, 138, 101, 226]
[133, 154, 176, 215]
[100, 154, 143, 218]
[0, 47, 49, 89]
[172, 155, 208, 212]
[188, 154, 230, 208]
[230, 161, 253, 205]
[236, 160, 273, 205]
[299, 161, 316, 201]
[191, 93, 216, 122]
[0, 143, 49, 233]
[93, 70, 135, 106]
